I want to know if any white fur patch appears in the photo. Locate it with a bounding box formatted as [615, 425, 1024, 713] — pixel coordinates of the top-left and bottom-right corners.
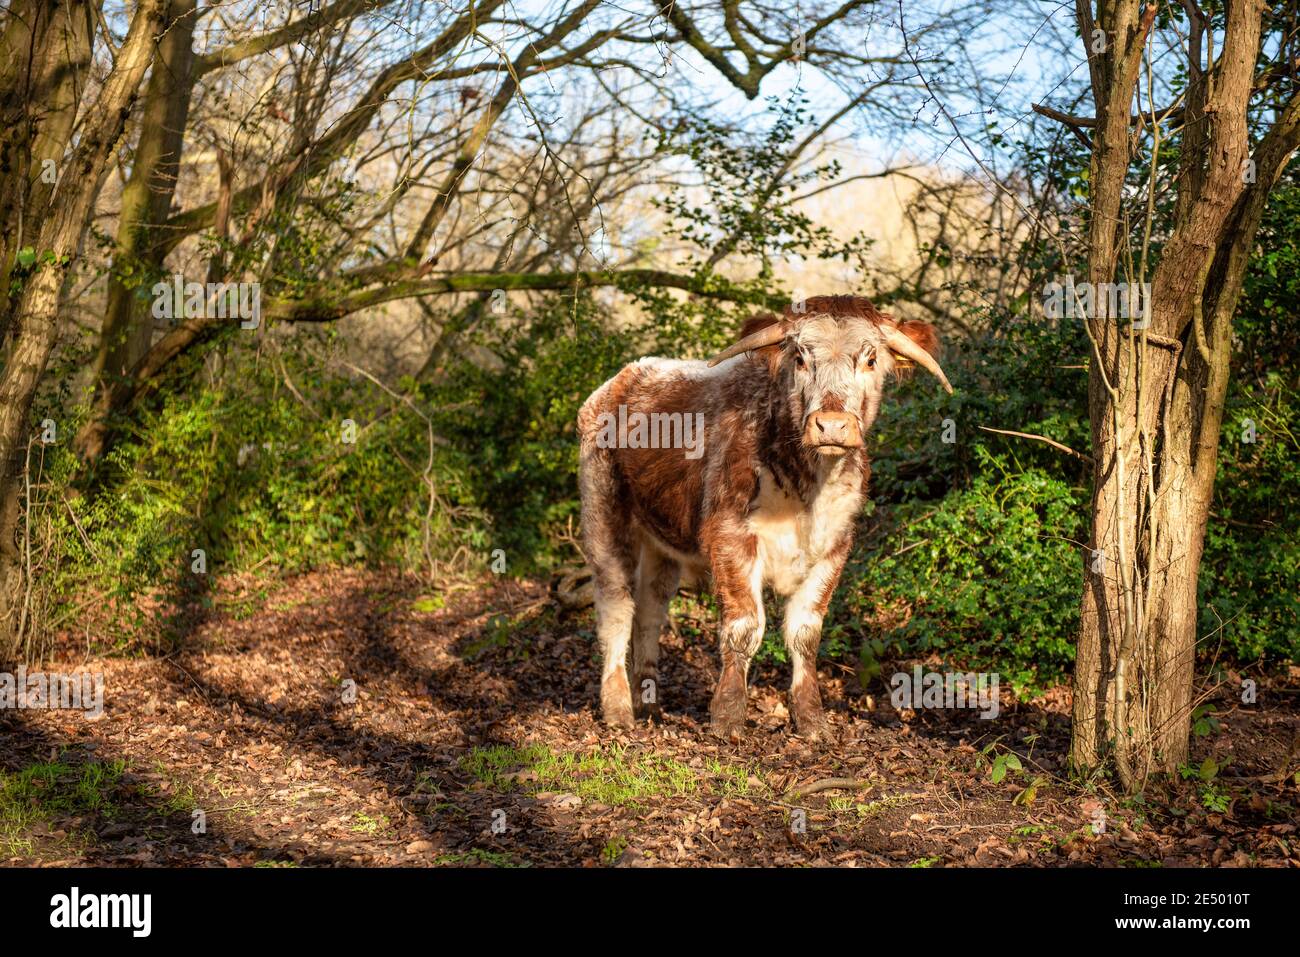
[594, 593, 635, 679]
[633, 356, 742, 381]
[747, 460, 862, 597]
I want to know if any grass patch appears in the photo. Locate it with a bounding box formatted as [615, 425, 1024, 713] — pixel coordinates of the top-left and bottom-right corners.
[828, 792, 915, 820]
[350, 812, 391, 835]
[219, 593, 265, 621]
[459, 744, 750, 806]
[460, 613, 518, 660]
[704, 758, 758, 797]
[436, 847, 530, 868]
[139, 761, 200, 816]
[0, 758, 126, 855]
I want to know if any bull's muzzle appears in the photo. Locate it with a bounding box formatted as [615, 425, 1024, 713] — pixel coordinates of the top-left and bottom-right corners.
[804, 411, 862, 453]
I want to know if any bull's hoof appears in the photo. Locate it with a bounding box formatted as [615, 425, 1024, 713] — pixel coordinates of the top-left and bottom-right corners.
[709, 674, 748, 741]
[602, 702, 636, 730]
[793, 711, 832, 745]
[709, 714, 744, 741]
[601, 672, 635, 729]
[791, 676, 829, 744]
[632, 670, 661, 720]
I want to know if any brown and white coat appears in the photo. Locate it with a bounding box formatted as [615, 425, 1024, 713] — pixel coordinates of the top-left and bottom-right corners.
[577, 296, 950, 741]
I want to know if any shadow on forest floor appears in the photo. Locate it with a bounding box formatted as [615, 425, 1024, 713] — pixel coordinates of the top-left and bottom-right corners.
[3, 566, 1298, 867]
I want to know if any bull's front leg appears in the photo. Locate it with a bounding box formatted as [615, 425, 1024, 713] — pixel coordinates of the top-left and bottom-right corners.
[783, 549, 849, 743]
[708, 542, 764, 740]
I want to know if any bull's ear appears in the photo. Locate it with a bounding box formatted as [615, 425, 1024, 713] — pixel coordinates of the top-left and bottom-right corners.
[737, 313, 784, 375]
[889, 320, 941, 374]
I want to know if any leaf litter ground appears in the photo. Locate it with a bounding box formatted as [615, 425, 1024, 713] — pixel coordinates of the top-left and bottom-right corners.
[3, 568, 1297, 867]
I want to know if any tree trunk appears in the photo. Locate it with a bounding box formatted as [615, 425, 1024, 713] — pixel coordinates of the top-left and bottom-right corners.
[78, 0, 197, 464]
[1068, 0, 1273, 789]
[0, 1, 97, 336]
[0, 0, 166, 664]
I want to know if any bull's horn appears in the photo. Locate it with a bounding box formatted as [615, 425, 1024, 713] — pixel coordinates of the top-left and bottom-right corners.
[884, 327, 953, 394]
[706, 321, 789, 367]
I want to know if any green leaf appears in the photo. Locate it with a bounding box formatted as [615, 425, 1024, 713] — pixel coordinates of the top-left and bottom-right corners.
[991, 754, 1008, 783]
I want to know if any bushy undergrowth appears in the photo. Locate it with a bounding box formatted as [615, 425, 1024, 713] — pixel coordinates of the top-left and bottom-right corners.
[36, 335, 487, 648]
[1201, 372, 1300, 661]
[841, 448, 1088, 693]
[425, 296, 637, 565]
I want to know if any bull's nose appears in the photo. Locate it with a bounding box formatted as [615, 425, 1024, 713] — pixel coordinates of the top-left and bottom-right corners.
[805, 411, 862, 448]
[816, 416, 847, 441]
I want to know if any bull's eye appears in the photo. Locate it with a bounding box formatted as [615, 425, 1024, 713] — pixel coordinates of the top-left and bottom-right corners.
[793, 352, 806, 370]
[863, 349, 877, 371]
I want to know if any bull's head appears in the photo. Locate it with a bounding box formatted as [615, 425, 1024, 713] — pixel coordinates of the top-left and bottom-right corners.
[707, 297, 952, 457]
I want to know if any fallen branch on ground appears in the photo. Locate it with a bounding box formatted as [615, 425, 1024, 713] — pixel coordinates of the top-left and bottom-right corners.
[782, 777, 873, 802]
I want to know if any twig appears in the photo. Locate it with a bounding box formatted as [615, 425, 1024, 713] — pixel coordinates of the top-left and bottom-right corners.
[977, 426, 1094, 464]
[1208, 511, 1276, 530]
[17, 439, 37, 656]
[162, 656, 213, 705]
[887, 538, 930, 560]
[62, 492, 98, 555]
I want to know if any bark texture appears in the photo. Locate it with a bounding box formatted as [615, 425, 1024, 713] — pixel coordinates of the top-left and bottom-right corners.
[1069, 0, 1296, 789]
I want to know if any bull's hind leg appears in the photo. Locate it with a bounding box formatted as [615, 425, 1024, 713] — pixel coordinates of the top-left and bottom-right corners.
[631, 542, 679, 719]
[579, 446, 637, 729]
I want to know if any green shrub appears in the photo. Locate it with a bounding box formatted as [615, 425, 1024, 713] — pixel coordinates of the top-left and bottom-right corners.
[426, 293, 639, 569]
[839, 447, 1087, 693]
[35, 337, 486, 650]
[869, 308, 1091, 503]
[1200, 374, 1300, 661]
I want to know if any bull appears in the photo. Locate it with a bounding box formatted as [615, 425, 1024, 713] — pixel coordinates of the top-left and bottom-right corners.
[577, 295, 951, 741]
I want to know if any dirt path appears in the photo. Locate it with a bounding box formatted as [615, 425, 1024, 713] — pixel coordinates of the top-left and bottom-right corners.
[3, 568, 1297, 867]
